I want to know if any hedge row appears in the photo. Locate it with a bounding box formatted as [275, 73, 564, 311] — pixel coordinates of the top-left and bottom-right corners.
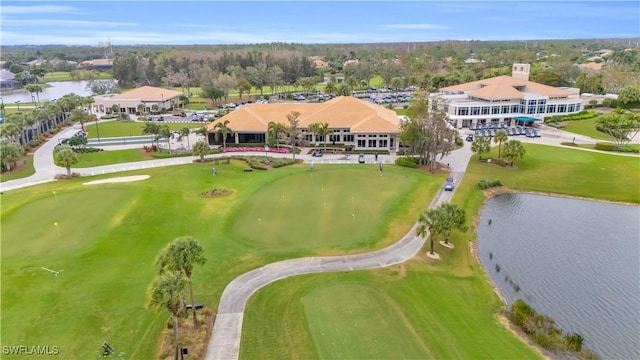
[477, 179, 502, 189]
[395, 157, 419, 168]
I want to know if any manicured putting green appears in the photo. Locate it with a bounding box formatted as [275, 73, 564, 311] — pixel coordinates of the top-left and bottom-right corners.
[302, 283, 432, 359]
[1, 188, 133, 258]
[230, 167, 415, 250]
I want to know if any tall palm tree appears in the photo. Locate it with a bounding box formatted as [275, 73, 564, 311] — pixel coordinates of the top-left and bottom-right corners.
[307, 122, 321, 147]
[438, 202, 467, 245]
[155, 237, 207, 328]
[336, 84, 351, 96]
[160, 125, 172, 154]
[141, 122, 161, 150]
[267, 121, 286, 149]
[471, 136, 491, 161]
[214, 120, 233, 149]
[69, 108, 88, 132]
[416, 208, 442, 256]
[346, 76, 359, 94]
[493, 129, 508, 159]
[286, 111, 301, 159]
[178, 127, 191, 149]
[145, 272, 186, 360]
[317, 122, 334, 151]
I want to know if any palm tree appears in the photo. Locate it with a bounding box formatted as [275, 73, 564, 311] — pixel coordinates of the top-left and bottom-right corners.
[178, 127, 191, 149]
[194, 126, 208, 142]
[0, 140, 24, 171]
[54, 146, 78, 176]
[307, 122, 321, 147]
[0, 120, 22, 144]
[69, 108, 88, 132]
[160, 125, 172, 154]
[438, 202, 467, 245]
[267, 121, 286, 149]
[416, 208, 442, 256]
[145, 272, 186, 360]
[141, 122, 161, 150]
[471, 136, 491, 161]
[155, 237, 207, 328]
[317, 122, 334, 151]
[493, 129, 508, 159]
[286, 111, 301, 159]
[214, 120, 233, 150]
[324, 82, 337, 96]
[346, 76, 359, 94]
[192, 141, 210, 162]
[503, 139, 526, 167]
[336, 84, 350, 96]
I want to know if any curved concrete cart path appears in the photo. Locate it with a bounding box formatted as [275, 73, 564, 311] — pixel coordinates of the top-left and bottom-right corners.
[205, 154, 471, 360]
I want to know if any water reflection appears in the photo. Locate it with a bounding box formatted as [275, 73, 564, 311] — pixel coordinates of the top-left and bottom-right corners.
[477, 193, 640, 359]
[0, 81, 91, 103]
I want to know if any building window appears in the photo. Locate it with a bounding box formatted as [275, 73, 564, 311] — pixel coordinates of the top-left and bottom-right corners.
[511, 105, 520, 113]
[357, 139, 366, 147]
[357, 134, 365, 138]
[344, 134, 354, 142]
[501, 105, 510, 114]
[471, 107, 480, 115]
[368, 139, 376, 147]
[527, 106, 536, 114]
[379, 134, 388, 138]
[558, 104, 567, 113]
[568, 103, 575, 112]
[576, 103, 581, 111]
[491, 106, 500, 115]
[379, 139, 388, 148]
[538, 99, 546, 105]
[458, 107, 469, 116]
[537, 105, 545, 113]
[547, 104, 556, 113]
[482, 106, 490, 115]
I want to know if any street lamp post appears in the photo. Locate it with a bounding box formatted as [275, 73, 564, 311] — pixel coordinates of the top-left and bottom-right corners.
[15, 100, 21, 112]
[96, 118, 101, 143]
[487, 158, 491, 181]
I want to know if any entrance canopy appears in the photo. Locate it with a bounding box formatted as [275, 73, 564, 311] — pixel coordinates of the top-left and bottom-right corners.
[514, 116, 537, 123]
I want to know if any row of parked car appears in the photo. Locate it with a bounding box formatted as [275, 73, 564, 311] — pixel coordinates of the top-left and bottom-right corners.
[469, 126, 541, 139]
[370, 93, 413, 104]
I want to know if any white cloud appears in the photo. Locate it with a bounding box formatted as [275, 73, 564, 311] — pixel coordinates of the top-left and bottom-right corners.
[2, 19, 137, 27]
[384, 24, 449, 30]
[1, 5, 77, 14]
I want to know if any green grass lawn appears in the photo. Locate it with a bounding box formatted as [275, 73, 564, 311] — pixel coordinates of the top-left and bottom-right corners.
[84, 121, 204, 138]
[74, 149, 150, 168]
[561, 118, 611, 140]
[44, 71, 113, 81]
[0, 156, 35, 182]
[1, 161, 437, 359]
[240, 143, 639, 359]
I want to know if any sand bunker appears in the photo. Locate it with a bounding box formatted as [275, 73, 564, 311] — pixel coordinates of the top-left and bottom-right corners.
[83, 175, 150, 185]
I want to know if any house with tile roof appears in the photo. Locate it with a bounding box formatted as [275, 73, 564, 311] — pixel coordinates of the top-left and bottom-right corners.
[91, 86, 182, 114]
[205, 96, 401, 151]
[432, 64, 583, 128]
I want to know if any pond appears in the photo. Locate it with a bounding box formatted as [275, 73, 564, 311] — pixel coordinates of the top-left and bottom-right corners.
[0, 81, 92, 103]
[477, 193, 640, 359]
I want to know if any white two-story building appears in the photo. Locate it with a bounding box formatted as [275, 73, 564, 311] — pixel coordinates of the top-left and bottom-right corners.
[432, 64, 582, 128]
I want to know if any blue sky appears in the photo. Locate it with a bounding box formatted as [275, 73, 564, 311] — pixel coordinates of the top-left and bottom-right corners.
[1, 1, 638, 46]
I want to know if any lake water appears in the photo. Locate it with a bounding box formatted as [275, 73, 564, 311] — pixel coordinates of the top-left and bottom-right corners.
[477, 193, 640, 359]
[0, 81, 91, 103]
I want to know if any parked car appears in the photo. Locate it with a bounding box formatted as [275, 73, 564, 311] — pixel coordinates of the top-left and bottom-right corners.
[358, 154, 365, 163]
[312, 149, 323, 157]
[465, 134, 474, 142]
[444, 177, 455, 191]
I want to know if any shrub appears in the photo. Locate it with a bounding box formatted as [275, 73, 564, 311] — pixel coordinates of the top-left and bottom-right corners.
[561, 111, 598, 121]
[455, 137, 463, 146]
[395, 157, 419, 168]
[29, 140, 42, 148]
[594, 142, 617, 151]
[477, 179, 502, 189]
[49, 128, 59, 134]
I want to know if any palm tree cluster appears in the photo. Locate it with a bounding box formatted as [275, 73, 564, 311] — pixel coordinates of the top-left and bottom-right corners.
[146, 236, 207, 360]
[417, 202, 467, 257]
[0, 94, 92, 172]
